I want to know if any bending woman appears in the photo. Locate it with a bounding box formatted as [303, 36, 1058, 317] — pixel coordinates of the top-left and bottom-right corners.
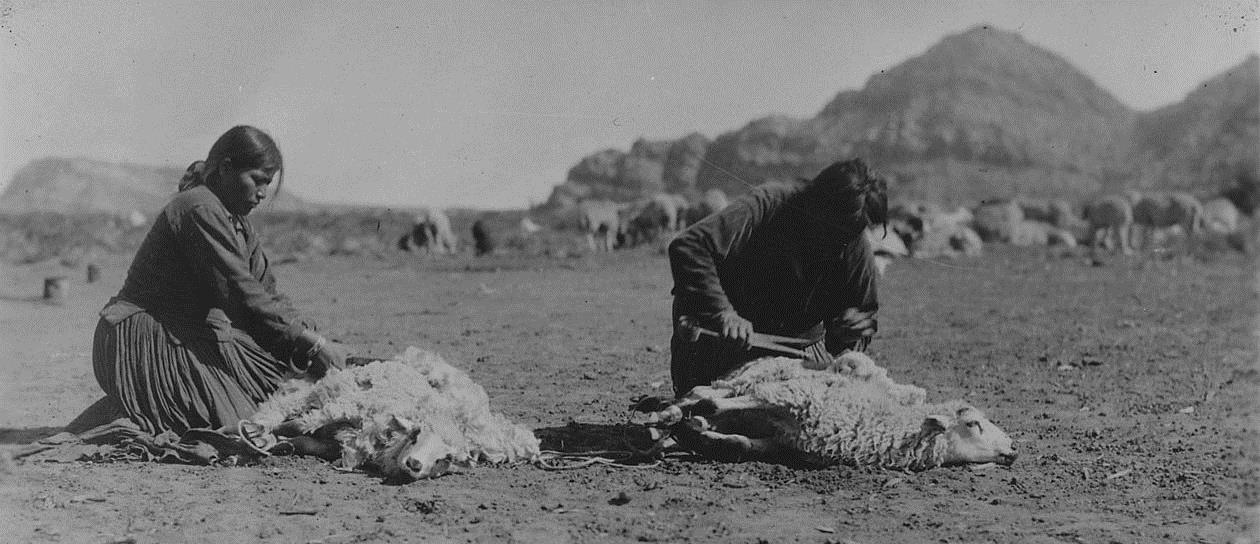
[92, 125, 346, 436]
[667, 158, 886, 397]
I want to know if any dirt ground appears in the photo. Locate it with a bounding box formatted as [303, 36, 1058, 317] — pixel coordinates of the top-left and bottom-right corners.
[1, 244, 1257, 543]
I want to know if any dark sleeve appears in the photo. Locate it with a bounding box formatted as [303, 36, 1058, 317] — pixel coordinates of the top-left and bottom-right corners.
[176, 203, 305, 351]
[667, 188, 784, 318]
[824, 234, 880, 353]
[256, 245, 317, 332]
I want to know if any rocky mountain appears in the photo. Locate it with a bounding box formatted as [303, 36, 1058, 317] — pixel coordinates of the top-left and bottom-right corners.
[1130, 54, 1258, 202]
[546, 133, 711, 209]
[546, 25, 1259, 208]
[0, 157, 312, 215]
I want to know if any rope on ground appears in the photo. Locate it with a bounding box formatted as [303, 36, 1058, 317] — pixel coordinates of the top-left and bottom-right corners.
[534, 450, 661, 470]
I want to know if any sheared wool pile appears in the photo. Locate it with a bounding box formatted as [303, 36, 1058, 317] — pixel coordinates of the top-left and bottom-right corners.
[249, 346, 539, 472]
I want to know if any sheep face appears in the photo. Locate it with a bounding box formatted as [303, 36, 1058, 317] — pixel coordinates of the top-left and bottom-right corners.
[927, 407, 1017, 466]
[376, 416, 470, 482]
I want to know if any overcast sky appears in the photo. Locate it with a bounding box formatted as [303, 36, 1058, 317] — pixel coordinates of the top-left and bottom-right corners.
[1, 1, 1256, 209]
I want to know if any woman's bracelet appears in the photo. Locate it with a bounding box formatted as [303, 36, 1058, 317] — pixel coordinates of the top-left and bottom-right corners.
[305, 335, 327, 360]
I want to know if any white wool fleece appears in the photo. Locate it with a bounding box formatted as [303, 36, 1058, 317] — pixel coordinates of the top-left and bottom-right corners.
[708, 353, 970, 470]
[248, 347, 540, 471]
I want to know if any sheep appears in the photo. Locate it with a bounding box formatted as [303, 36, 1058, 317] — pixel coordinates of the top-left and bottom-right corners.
[240, 346, 540, 482]
[864, 226, 909, 275]
[644, 352, 1017, 471]
[1203, 197, 1241, 235]
[575, 199, 624, 252]
[910, 224, 984, 259]
[471, 218, 497, 256]
[685, 188, 730, 225]
[1128, 190, 1204, 251]
[405, 208, 458, 254]
[1084, 194, 1134, 256]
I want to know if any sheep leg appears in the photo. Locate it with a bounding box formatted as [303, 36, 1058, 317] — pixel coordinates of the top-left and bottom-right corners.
[648, 386, 734, 424]
[692, 395, 798, 443]
[288, 435, 343, 461]
[698, 432, 778, 458]
[674, 416, 780, 461]
[282, 422, 358, 461]
[269, 420, 309, 437]
[690, 394, 772, 416]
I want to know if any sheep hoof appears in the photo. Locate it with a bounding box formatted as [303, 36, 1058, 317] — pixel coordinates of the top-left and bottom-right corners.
[682, 416, 710, 433]
[237, 420, 278, 455]
[648, 405, 683, 425]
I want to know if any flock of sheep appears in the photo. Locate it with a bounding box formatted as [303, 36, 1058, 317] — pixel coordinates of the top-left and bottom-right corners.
[399, 190, 731, 257]
[875, 189, 1242, 265]
[399, 187, 1244, 270]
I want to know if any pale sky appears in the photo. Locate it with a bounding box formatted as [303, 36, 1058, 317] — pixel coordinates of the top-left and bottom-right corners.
[1, 1, 1257, 209]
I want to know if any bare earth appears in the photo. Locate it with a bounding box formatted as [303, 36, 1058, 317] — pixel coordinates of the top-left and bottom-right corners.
[1, 246, 1257, 544]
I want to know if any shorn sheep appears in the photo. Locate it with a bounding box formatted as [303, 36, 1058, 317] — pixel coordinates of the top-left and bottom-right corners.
[240, 347, 540, 482]
[644, 352, 1017, 471]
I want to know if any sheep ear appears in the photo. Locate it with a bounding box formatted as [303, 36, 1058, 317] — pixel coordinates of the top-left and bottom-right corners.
[921, 415, 950, 433]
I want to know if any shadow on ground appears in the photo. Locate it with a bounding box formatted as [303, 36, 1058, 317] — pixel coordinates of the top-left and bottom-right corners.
[0, 427, 64, 444]
[534, 421, 657, 454]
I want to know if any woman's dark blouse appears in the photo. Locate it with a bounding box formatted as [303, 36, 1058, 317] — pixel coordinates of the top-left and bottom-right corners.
[667, 183, 879, 350]
[102, 185, 304, 354]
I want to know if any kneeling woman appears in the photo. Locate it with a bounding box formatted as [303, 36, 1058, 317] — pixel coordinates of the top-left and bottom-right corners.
[92, 125, 346, 436]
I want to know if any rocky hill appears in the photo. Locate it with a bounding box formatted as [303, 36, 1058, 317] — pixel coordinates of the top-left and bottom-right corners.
[546, 25, 1259, 208]
[1130, 54, 1258, 206]
[546, 133, 711, 209]
[0, 157, 313, 215]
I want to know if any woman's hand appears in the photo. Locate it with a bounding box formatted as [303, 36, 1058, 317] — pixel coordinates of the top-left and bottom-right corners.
[295, 331, 347, 378]
[714, 310, 754, 350]
[309, 339, 348, 376]
[838, 308, 877, 341]
[830, 308, 877, 352]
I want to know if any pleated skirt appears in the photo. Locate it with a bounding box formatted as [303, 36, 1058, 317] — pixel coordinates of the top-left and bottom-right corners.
[92, 312, 290, 436]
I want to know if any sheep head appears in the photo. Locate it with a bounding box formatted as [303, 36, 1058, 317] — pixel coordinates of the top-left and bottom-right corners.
[924, 406, 1017, 467]
[376, 416, 470, 482]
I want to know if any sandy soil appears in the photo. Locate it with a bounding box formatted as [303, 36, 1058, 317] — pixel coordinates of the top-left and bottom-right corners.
[1, 245, 1257, 543]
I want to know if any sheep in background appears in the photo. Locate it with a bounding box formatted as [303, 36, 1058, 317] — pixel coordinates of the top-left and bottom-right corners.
[1128, 191, 1204, 251]
[865, 226, 909, 276]
[1084, 194, 1134, 255]
[1202, 197, 1240, 236]
[685, 188, 730, 225]
[471, 218, 497, 256]
[910, 224, 984, 259]
[575, 199, 624, 252]
[644, 352, 1016, 471]
[405, 208, 458, 254]
[241, 346, 540, 482]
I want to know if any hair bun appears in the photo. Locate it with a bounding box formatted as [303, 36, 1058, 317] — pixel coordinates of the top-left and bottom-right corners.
[178, 160, 207, 191]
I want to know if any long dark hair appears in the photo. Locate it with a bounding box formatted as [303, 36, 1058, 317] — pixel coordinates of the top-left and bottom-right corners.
[805, 158, 888, 233]
[179, 125, 284, 197]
